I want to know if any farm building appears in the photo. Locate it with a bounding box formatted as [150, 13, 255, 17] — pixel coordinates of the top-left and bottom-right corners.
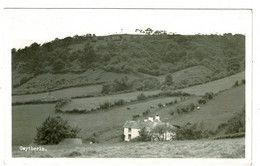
[123, 115, 177, 141]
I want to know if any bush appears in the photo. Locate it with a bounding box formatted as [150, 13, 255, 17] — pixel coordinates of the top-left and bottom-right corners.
[174, 99, 178, 104]
[176, 122, 213, 140]
[137, 127, 152, 141]
[169, 109, 175, 115]
[34, 116, 81, 145]
[198, 98, 207, 104]
[164, 74, 173, 86]
[100, 101, 111, 110]
[233, 80, 239, 87]
[133, 114, 140, 120]
[158, 103, 163, 108]
[241, 79, 245, 84]
[142, 109, 150, 116]
[114, 99, 126, 106]
[203, 92, 214, 100]
[137, 93, 147, 101]
[55, 98, 72, 112]
[189, 103, 195, 111]
[84, 133, 99, 143]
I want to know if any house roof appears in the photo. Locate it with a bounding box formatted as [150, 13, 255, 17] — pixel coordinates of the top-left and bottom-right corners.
[123, 120, 160, 129]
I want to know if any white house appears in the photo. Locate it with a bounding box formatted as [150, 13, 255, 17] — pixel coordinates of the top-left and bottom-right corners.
[123, 115, 176, 141]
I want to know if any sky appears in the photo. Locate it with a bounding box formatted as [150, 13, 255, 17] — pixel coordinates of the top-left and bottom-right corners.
[4, 9, 251, 49]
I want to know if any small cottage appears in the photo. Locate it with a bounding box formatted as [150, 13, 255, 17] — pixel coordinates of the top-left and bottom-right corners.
[123, 115, 176, 141]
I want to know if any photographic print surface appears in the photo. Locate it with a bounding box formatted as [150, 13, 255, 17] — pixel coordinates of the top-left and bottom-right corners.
[9, 9, 250, 159]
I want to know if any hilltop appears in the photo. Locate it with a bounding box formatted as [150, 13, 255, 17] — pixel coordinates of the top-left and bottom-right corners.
[12, 32, 245, 94]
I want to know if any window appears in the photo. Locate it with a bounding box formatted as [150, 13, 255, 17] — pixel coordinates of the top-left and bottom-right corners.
[128, 134, 131, 140]
[128, 128, 131, 133]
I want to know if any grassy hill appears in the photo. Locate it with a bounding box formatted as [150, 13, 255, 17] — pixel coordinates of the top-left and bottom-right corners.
[179, 71, 245, 95]
[12, 83, 245, 145]
[12, 33, 245, 94]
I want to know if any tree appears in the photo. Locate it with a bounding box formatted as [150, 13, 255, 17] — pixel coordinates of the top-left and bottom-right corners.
[34, 116, 81, 145]
[138, 127, 151, 141]
[165, 74, 173, 86]
[52, 59, 65, 73]
[145, 28, 153, 35]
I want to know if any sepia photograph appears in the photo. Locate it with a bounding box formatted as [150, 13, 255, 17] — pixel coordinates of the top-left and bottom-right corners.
[1, 2, 255, 165]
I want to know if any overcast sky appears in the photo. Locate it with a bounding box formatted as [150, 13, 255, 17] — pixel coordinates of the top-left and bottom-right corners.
[4, 9, 251, 49]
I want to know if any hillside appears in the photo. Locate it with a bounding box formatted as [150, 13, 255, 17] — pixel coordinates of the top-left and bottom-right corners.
[12, 84, 245, 145]
[12, 32, 245, 94]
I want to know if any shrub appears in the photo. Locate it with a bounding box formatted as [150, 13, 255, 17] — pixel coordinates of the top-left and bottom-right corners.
[84, 133, 99, 143]
[55, 98, 72, 112]
[133, 114, 140, 120]
[189, 103, 195, 111]
[176, 122, 213, 140]
[101, 83, 112, 94]
[164, 74, 173, 86]
[241, 79, 245, 84]
[174, 99, 178, 104]
[34, 116, 81, 145]
[233, 80, 239, 87]
[169, 109, 175, 115]
[114, 99, 126, 106]
[137, 127, 152, 141]
[203, 92, 214, 100]
[198, 98, 207, 104]
[100, 101, 111, 110]
[137, 93, 147, 101]
[142, 109, 150, 116]
[158, 103, 163, 108]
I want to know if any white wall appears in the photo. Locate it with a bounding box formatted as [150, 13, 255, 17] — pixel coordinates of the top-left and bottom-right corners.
[123, 128, 140, 141]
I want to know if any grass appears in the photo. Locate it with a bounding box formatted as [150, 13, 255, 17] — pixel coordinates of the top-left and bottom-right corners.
[178, 71, 245, 96]
[12, 85, 245, 146]
[12, 69, 142, 95]
[60, 90, 162, 112]
[12, 138, 245, 158]
[163, 85, 245, 131]
[12, 96, 181, 145]
[12, 84, 102, 103]
[156, 66, 213, 83]
[12, 104, 56, 146]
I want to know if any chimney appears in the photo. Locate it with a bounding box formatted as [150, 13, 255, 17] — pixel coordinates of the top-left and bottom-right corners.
[148, 116, 153, 122]
[155, 114, 160, 121]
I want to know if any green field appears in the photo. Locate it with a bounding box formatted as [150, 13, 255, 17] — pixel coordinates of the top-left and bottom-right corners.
[12, 69, 143, 95]
[12, 96, 182, 145]
[12, 84, 102, 103]
[12, 138, 245, 158]
[179, 71, 245, 96]
[163, 85, 245, 130]
[12, 81, 245, 145]
[60, 90, 162, 112]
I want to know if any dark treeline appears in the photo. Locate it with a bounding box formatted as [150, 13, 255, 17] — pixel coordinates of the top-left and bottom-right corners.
[12, 31, 245, 80]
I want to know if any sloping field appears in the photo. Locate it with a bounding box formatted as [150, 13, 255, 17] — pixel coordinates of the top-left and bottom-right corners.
[12, 69, 141, 94]
[12, 85, 102, 103]
[12, 96, 181, 145]
[60, 90, 162, 112]
[158, 85, 245, 131]
[157, 65, 213, 84]
[12, 104, 56, 145]
[178, 71, 245, 96]
[12, 138, 245, 158]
